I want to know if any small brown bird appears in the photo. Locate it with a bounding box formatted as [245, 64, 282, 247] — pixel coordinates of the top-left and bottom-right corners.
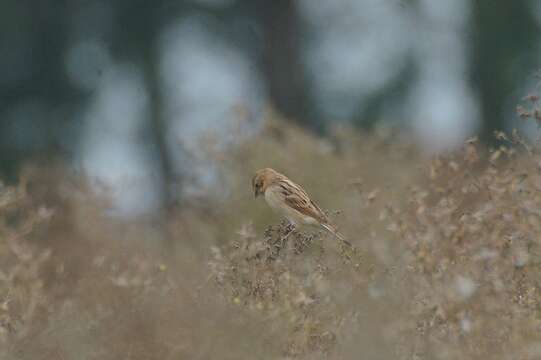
[252, 168, 349, 244]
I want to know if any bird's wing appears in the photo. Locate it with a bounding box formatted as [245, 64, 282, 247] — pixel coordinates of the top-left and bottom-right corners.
[278, 180, 328, 224]
[276, 178, 349, 245]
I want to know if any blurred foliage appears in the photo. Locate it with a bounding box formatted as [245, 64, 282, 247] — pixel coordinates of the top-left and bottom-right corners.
[1, 0, 540, 191]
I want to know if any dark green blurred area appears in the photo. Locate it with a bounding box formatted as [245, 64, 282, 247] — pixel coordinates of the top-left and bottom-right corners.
[0, 0, 539, 186]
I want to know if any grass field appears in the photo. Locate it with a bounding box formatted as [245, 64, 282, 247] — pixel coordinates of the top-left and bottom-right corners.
[2, 115, 541, 359]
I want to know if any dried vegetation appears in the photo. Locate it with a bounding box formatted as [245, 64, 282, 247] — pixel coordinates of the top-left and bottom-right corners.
[2, 102, 541, 359]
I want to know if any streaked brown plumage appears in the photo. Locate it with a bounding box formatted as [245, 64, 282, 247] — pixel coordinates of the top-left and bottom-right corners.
[252, 168, 349, 244]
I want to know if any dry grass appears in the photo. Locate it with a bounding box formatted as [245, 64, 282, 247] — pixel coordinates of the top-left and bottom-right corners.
[2, 112, 541, 359]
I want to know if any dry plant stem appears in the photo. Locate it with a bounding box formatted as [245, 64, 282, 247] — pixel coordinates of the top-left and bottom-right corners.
[281, 222, 296, 241]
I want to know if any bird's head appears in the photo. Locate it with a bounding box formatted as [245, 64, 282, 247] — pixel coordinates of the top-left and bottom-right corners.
[252, 168, 281, 198]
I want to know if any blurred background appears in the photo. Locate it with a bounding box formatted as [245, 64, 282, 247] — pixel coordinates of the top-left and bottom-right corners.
[1, 0, 540, 214]
[5, 2, 541, 359]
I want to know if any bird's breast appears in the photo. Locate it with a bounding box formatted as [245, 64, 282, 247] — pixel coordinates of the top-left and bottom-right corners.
[264, 187, 284, 212]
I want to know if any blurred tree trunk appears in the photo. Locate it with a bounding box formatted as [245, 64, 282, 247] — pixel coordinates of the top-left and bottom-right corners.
[256, 0, 320, 131]
[472, 0, 539, 140]
[113, 0, 179, 210]
[142, 40, 176, 210]
[0, 0, 75, 180]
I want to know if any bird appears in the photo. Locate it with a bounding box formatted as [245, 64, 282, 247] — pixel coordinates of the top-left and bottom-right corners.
[252, 168, 350, 245]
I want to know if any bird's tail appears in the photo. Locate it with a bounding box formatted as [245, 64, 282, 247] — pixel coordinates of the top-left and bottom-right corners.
[321, 223, 351, 246]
